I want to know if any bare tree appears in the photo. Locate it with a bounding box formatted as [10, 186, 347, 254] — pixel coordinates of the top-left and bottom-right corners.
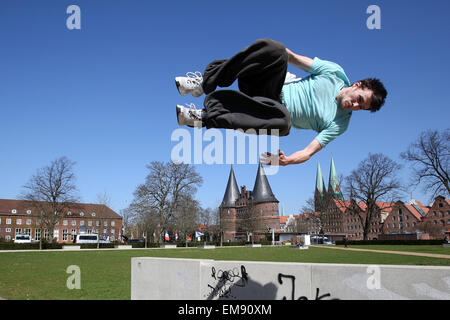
[175, 195, 201, 246]
[345, 153, 402, 240]
[300, 195, 324, 236]
[400, 128, 449, 198]
[129, 161, 203, 242]
[94, 191, 112, 247]
[21, 157, 80, 248]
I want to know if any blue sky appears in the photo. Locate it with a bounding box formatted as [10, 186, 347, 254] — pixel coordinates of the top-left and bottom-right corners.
[1, 0, 449, 215]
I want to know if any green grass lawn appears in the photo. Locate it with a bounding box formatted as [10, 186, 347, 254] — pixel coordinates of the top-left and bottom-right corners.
[334, 244, 450, 255]
[1, 245, 449, 300]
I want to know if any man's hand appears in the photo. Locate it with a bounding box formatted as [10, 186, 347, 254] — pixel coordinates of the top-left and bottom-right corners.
[260, 150, 290, 166]
[260, 139, 323, 166]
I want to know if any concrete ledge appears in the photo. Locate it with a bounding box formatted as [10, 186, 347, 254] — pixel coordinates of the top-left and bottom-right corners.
[197, 245, 216, 249]
[160, 244, 177, 249]
[131, 257, 450, 300]
[62, 246, 80, 250]
[115, 245, 132, 249]
[443, 243, 450, 248]
[245, 244, 262, 248]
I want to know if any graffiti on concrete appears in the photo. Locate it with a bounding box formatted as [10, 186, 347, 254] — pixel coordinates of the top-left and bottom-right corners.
[204, 264, 338, 300]
[278, 273, 339, 300]
[205, 265, 249, 299]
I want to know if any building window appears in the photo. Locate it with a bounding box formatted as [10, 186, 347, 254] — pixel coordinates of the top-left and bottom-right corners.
[24, 228, 31, 235]
[72, 220, 76, 226]
[398, 209, 402, 215]
[104, 221, 108, 227]
[71, 229, 76, 241]
[63, 220, 68, 226]
[92, 212, 96, 217]
[88, 221, 93, 227]
[26, 219, 32, 225]
[80, 221, 85, 226]
[80, 212, 84, 217]
[15, 228, 22, 235]
[6, 228, 11, 233]
[6, 219, 11, 225]
[12, 209, 17, 214]
[17, 219, 22, 225]
[62, 229, 68, 241]
[111, 221, 115, 227]
[35, 229, 41, 241]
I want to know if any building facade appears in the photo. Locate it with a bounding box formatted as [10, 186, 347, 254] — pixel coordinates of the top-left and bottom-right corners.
[0, 199, 123, 243]
[220, 164, 280, 242]
[420, 196, 450, 238]
[303, 159, 450, 240]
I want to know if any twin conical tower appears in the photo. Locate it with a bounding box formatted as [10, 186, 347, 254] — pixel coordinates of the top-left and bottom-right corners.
[315, 157, 343, 211]
[220, 164, 280, 242]
[221, 163, 278, 207]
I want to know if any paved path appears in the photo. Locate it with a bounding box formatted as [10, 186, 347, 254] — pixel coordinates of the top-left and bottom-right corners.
[311, 245, 450, 259]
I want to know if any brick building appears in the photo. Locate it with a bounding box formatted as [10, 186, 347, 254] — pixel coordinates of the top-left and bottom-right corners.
[303, 159, 450, 240]
[220, 164, 280, 242]
[382, 200, 428, 235]
[306, 159, 393, 240]
[421, 196, 450, 238]
[0, 199, 123, 243]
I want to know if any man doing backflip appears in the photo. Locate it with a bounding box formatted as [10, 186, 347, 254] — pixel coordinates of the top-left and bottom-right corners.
[174, 39, 387, 166]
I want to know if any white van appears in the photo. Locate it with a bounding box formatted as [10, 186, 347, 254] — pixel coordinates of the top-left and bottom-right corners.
[75, 234, 99, 244]
[14, 234, 34, 244]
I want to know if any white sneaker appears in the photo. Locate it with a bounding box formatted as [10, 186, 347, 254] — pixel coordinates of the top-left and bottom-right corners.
[175, 71, 204, 97]
[176, 103, 203, 127]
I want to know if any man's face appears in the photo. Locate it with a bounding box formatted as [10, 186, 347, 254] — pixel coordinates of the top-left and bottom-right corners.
[338, 82, 373, 111]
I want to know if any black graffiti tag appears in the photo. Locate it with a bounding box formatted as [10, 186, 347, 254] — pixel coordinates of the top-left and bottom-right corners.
[278, 273, 338, 300]
[207, 265, 249, 299]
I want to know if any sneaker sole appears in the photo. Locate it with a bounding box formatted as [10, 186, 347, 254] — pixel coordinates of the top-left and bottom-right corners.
[175, 80, 188, 96]
[176, 105, 183, 125]
[175, 78, 203, 97]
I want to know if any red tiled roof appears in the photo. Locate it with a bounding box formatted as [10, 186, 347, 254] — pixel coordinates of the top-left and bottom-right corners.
[404, 204, 423, 221]
[412, 200, 430, 214]
[333, 199, 352, 213]
[0, 199, 121, 219]
[280, 216, 289, 223]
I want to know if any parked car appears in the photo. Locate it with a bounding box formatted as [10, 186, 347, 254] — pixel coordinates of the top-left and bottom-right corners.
[75, 234, 99, 244]
[14, 234, 34, 244]
[311, 236, 333, 245]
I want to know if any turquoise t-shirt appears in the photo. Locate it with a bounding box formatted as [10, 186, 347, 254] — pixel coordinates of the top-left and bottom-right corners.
[281, 57, 352, 147]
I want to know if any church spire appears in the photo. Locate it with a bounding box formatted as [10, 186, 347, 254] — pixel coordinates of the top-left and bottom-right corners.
[328, 157, 343, 200]
[315, 161, 325, 195]
[221, 165, 240, 207]
[314, 161, 326, 212]
[252, 163, 278, 203]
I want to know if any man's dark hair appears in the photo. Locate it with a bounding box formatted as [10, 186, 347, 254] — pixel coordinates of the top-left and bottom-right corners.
[358, 78, 387, 113]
